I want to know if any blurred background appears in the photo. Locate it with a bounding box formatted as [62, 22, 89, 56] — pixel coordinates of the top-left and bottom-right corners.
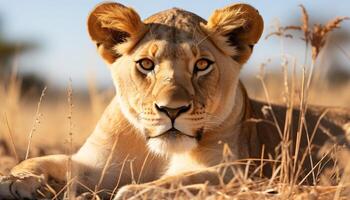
[0, 0, 349, 172]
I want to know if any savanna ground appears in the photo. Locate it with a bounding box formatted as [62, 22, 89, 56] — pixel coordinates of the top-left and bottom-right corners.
[0, 6, 350, 200]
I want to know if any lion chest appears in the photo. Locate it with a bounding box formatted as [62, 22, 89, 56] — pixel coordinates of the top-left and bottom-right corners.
[164, 154, 207, 176]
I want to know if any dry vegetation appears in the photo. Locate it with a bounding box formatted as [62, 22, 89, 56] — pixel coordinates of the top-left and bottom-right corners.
[0, 5, 350, 200]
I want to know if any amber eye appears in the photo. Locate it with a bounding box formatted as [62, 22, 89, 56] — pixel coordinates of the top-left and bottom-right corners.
[194, 58, 214, 72]
[136, 58, 155, 73]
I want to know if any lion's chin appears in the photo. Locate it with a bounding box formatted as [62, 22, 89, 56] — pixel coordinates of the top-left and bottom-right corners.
[147, 135, 198, 155]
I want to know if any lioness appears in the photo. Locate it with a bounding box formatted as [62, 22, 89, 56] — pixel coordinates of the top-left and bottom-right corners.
[0, 2, 349, 199]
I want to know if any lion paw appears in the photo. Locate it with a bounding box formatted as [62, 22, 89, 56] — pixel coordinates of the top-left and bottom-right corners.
[0, 172, 53, 199]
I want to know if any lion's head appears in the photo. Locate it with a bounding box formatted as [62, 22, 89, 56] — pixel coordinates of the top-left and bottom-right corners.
[87, 2, 263, 155]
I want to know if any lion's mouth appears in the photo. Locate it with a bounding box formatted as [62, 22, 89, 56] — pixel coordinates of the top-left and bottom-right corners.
[147, 127, 202, 141]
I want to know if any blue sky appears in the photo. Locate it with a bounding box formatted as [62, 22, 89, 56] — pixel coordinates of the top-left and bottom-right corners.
[0, 0, 349, 89]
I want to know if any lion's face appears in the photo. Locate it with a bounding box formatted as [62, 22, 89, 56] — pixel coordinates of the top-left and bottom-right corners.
[114, 37, 240, 154]
[88, 3, 263, 155]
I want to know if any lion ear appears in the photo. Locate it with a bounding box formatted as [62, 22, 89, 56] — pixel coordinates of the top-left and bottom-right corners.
[203, 4, 263, 64]
[88, 2, 147, 64]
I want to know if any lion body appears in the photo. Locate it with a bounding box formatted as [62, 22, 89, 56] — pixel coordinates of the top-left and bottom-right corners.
[0, 3, 349, 199]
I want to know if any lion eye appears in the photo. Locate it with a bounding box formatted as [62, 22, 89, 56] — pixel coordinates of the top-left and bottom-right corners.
[136, 58, 155, 72]
[194, 59, 214, 72]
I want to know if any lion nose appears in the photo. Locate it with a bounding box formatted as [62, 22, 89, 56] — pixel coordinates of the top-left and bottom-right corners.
[155, 104, 191, 121]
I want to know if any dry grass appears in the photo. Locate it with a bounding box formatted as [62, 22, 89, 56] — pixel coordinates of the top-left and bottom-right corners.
[0, 5, 350, 199]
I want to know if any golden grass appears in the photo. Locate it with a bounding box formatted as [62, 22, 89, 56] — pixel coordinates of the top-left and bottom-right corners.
[0, 5, 349, 199]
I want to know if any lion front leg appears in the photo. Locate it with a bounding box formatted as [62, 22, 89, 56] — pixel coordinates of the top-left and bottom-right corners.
[114, 170, 221, 200]
[0, 154, 68, 199]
